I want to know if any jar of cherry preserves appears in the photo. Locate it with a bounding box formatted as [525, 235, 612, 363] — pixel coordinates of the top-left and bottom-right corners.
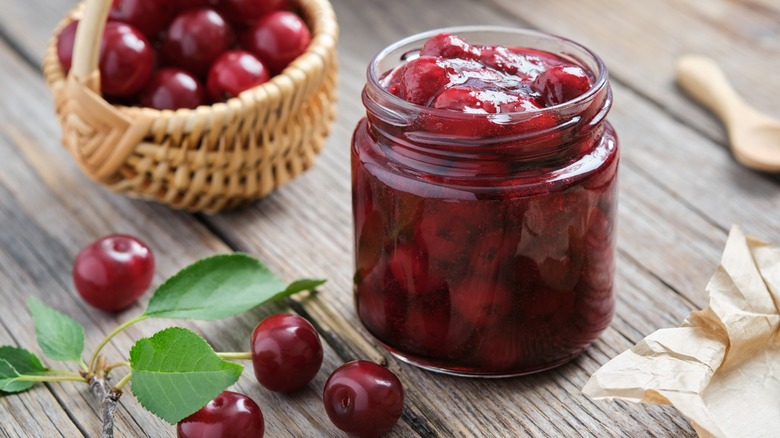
[351, 27, 618, 377]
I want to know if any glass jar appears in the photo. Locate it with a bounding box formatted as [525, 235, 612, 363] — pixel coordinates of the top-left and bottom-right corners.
[351, 27, 618, 377]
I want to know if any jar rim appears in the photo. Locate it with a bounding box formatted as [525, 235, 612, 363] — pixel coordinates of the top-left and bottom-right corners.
[366, 25, 609, 120]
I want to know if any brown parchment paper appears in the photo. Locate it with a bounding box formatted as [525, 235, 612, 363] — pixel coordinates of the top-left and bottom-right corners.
[582, 226, 780, 438]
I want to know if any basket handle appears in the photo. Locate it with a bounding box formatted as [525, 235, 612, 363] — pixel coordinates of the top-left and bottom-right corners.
[70, 0, 111, 90]
[58, 0, 154, 184]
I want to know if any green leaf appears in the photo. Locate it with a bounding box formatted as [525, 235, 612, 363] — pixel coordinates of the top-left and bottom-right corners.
[0, 346, 47, 393]
[0, 359, 22, 392]
[129, 327, 243, 424]
[143, 253, 323, 320]
[27, 297, 85, 363]
[278, 278, 326, 299]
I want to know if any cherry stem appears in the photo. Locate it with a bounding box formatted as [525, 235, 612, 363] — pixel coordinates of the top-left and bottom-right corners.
[47, 369, 85, 379]
[104, 362, 130, 374]
[15, 375, 87, 383]
[216, 352, 252, 360]
[113, 373, 132, 392]
[88, 315, 149, 374]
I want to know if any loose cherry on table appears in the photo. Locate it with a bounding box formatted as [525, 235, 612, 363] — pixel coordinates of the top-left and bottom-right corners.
[140, 68, 206, 110]
[72, 234, 154, 312]
[207, 50, 270, 102]
[251, 314, 323, 393]
[242, 11, 311, 74]
[323, 360, 404, 438]
[177, 391, 265, 438]
[163, 7, 235, 76]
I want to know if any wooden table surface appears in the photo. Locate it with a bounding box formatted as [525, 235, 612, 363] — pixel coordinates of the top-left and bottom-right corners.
[2, 0, 780, 436]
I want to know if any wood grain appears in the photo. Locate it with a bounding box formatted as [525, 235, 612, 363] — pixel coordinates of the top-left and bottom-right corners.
[0, 0, 776, 436]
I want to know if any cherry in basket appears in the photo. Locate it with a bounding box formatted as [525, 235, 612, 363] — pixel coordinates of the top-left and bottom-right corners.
[109, 0, 175, 37]
[140, 68, 206, 110]
[243, 11, 311, 74]
[56, 21, 154, 98]
[220, 0, 290, 26]
[207, 50, 270, 103]
[56, 20, 79, 73]
[163, 7, 235, 76]
[99, 22, 155, 97]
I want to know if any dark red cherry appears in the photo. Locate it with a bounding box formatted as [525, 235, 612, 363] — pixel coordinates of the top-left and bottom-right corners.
[56, 20, 79, 73]
[386, 244, 428, 294]
[174, 0, 212, 13]
[177, 391, 264, 438]
[532, 65, 592, 106]
[323, 361, 404, 438]
[420, 33, 477, 60]
[99, 22, 154, 97]
[140, 68, 206, 110]
[450, 278, 512, 327]
[207, 50, 270, 102]
[72, 234, 154, 312]
[220, 0, 290, 25]
[251, 314, 323, 393]
[109, 0, 175, 37]
[163, 8, 234, 76]
[242, 11, 310, 74]
[398, 56, 450, 106]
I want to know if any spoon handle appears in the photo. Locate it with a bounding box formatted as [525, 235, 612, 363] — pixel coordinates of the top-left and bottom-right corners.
[676, 55, 751, 125]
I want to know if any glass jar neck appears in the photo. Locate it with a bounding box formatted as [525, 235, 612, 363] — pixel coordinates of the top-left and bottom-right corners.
[361, 27, 612, 176]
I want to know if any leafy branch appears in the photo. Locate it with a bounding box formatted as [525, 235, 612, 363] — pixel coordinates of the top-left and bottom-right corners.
[0, 253, 324, 438]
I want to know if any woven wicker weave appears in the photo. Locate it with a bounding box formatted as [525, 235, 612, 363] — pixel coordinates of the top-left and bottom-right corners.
[42, 0, 338, 213]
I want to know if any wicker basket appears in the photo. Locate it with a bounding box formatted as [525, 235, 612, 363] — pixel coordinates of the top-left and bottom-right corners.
[42, 0, 338, 213]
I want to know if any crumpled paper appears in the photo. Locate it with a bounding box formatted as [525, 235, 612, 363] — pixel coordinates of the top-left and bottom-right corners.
[583, 225, 780, 438]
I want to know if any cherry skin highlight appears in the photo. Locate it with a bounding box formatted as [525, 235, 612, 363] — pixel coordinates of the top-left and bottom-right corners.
[251, 314, 323, 393]
[323, 360, 404, 438]
[72, 234, 154, 312]
[177, 391, 264, 438]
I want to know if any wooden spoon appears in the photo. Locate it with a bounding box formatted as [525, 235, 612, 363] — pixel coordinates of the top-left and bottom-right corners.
[676, 55, 780, 172]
